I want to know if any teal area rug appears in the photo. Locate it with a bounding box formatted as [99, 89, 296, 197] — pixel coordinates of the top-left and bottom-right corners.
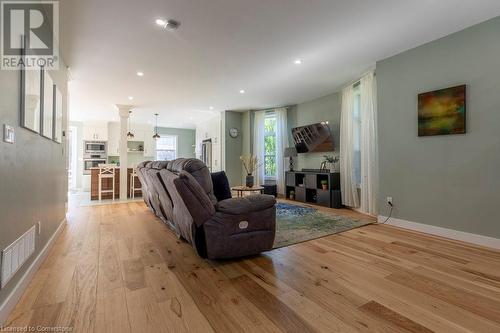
[273, 202, 373, 248]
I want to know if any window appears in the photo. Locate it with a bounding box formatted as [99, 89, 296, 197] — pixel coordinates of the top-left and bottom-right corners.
[156, 135, 178, 161]
[264, 113, 277, 179]
[353, 86, 361, 187]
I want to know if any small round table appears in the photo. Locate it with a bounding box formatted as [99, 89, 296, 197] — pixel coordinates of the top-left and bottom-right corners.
[231, 185, 265, 197]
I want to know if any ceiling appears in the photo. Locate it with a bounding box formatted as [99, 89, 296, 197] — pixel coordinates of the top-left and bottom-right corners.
[61, 0, 500, 129]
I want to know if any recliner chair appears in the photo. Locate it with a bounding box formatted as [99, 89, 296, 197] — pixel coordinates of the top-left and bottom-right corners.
[137, 158, 276, 259]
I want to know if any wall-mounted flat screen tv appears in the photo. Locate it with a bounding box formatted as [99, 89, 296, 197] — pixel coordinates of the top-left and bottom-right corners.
[291, 122, 334, 153]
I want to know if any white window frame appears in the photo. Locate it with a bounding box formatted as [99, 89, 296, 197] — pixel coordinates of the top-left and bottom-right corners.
[264, 112, 277, 181]
[155, 134, 178, 161]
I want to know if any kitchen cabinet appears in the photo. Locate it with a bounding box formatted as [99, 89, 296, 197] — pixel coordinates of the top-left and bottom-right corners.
[107, 122, 120, 156]
[143, 132, 155, 157]
[83, 122, 108, 141]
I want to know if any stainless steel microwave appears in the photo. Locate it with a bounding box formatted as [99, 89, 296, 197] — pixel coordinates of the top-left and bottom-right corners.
[84, 141, 107, 154]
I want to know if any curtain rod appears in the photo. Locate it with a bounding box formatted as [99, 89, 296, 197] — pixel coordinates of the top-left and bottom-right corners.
[250, 105, 292, 112]
[343, 69, 376, 90]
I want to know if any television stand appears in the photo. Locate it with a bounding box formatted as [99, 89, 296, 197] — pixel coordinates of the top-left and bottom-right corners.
[285, 171, 342, 208]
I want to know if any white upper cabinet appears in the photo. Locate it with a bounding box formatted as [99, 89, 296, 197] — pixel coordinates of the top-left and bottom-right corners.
[107, 122, 120, 156]
[83, 122, 108, 141]
[143, 130, 155, 157]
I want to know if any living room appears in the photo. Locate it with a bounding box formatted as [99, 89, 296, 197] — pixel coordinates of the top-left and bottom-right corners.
[1, 0, 500, 332]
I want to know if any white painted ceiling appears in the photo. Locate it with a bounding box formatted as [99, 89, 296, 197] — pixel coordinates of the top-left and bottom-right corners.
[61, 0, 500, 129]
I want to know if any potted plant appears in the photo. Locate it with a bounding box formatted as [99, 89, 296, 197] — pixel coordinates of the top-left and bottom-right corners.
[320, 180, 328, 190]
[289, 190, 295, 200]
[240, 155, 262, 188]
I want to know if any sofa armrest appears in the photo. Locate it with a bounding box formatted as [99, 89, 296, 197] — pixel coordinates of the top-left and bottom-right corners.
[215, 194, 276, 215]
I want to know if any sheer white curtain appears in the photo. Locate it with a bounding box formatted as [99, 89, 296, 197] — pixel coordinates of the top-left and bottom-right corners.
[253, 110, 266, 186]
[360, 73, 378, 216]
[340, 84, 360, 207]
[275, 108, 288, 194]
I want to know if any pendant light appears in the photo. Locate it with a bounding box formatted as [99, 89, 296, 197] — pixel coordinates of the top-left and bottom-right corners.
[127, 111, 135, 139]
[153, 113, 160, 139]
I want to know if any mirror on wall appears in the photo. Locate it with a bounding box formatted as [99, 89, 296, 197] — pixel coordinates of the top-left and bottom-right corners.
[54, 85, 63, 143]
[42, 69, 54, 139]
[21, 66, 42, 133]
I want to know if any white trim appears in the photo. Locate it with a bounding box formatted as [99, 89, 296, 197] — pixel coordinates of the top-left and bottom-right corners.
[0, 218, 67, 325]
[378, 215, 500, 250]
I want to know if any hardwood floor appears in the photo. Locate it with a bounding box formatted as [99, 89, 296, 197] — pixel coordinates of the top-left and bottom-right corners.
[5, 198, 500, 332]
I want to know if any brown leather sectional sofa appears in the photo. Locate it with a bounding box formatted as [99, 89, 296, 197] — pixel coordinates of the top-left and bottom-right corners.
[136, 158, 276, 259]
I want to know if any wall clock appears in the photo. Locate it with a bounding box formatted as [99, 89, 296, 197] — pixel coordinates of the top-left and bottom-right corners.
[229, 127, 239, 138]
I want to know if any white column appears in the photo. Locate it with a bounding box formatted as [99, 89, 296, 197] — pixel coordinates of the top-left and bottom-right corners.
[116, 105, 133, 200]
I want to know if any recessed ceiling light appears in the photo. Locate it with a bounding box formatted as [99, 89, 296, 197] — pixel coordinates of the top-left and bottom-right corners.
[155, 18, 180, 30]
[209, 106, 214, 110]
[136, 71, 144, 77]
[294, 59, 302, 65]
[155, 19, 167, 27]
[128, 96, 134, 100]
[239, 89, 245, 94]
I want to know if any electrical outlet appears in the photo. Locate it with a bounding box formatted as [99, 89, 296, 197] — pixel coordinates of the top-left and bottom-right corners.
[386, 197, 393, 206]
[37, 221, 42, 235]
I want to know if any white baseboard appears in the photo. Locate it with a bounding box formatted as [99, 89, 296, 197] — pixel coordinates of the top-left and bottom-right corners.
[0, 218, 67, 325]
[378, 215, 500, 250]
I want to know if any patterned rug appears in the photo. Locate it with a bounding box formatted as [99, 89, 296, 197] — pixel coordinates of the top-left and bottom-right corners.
[273, 202, 373, 248]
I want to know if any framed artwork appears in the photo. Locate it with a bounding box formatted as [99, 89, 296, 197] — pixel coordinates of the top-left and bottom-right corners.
[21, 66, 42, 133]
[41, 69, 54, 139]
[53, 85, 63, 143]
[418, 85, 466, 137]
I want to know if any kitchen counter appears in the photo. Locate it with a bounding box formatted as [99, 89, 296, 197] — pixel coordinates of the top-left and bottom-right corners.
[90, 167, 142, 200]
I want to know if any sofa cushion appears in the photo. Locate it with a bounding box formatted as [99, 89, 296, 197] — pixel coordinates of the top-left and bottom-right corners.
[215, 194, 276, 215]
[211, 171, 232, 202]
[174, 171, 215, 227]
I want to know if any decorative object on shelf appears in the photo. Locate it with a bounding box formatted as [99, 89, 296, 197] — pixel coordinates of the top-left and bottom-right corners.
[320, 155, 339, 172]
[152, 113, 160, 139]
[240, 155, 262, 188]
[127, 110, 134, 139]
[284, 147, 298, 171]
[289, 190, 295, 200]
[321, 180, 328, 190]
[418, 85, 466, 136]
[229, 127, 239, 138]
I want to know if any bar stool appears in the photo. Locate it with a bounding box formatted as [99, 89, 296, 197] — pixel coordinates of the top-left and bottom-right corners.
[129, 167, 141, 199]
[98, 164, 116, 201]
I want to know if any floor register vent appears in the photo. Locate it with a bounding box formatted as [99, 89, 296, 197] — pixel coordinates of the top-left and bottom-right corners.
[1, 225, 36, 288]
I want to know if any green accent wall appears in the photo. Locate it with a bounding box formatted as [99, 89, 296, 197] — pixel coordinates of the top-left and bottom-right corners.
[157, 127, 196, 158]
[377, 17, 500, 238]
[287, 92, 341, 170]
[224, 111, 243, 186]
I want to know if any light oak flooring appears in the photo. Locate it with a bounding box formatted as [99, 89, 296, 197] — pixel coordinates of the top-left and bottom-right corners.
[5, 197, 500, 332]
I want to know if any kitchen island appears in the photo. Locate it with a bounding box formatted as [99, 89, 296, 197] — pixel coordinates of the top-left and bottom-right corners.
[90, 167, 142, 200]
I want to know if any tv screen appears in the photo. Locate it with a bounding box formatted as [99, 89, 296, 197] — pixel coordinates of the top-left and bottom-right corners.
[291, 122, 334, 153]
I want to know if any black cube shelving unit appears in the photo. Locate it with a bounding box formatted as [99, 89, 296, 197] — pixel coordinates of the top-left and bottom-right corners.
[285, 171, 342, 208]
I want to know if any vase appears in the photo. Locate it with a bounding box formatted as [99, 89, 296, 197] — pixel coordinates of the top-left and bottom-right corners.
[245, 175, 254, 188]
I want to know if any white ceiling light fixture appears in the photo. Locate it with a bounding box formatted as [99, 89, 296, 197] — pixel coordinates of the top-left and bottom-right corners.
[136, 71, 144, 77]
[239, 89, 245, 94]
[294, 59, 302, 65]
[209, 106, 214, 110]
[155, 18, 180, 30]
[128, 96, 134, 100]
